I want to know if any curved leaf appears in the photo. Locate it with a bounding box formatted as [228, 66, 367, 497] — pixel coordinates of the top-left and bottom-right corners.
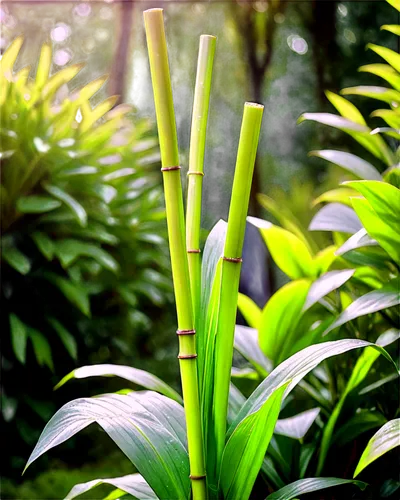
[336, 228, 378, 256]
[48, 318, 77, 360]
[25, 392, 189, 500]
[367, 43, 400, 73]
[43, 184, 87, 227]
[309, 150, 382, 180]
[2, 246, 31, 274]
[309, 203, 362, 234]
[17, 196, 61, 213]
[354, 419, 400, 477]
[10, 313, 27, 364]
[234, 325, 271, 377]
[65, 473, 157, 500]
[342, 85, 400, 105]
[54, 364, 182, 404]
[274, 407, 320, 440]
[312, 187, 357, 207]
[381, 24, 400, 35]
[359, 63, 400, 92]
[266, 477, 367, 500]
[303, 269, 355, 312]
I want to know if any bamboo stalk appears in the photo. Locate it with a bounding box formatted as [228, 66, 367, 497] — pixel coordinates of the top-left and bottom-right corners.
[186, 34, 216, 324]
[143, 9, 207, 500]
[213, 102, 264, 475]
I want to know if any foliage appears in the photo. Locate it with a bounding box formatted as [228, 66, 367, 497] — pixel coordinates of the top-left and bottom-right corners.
[23, 3, 399, 500]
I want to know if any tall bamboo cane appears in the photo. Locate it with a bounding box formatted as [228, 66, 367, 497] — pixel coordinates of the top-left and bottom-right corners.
[144, 9, 207, 500]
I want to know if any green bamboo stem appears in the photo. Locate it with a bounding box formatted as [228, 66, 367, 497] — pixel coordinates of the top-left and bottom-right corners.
[143, 9, 207, 500]
[213, 102, 264, 476]
[186, 35, 216, 324]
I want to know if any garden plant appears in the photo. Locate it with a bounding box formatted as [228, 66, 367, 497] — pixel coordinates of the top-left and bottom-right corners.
[21, 4, 400, 500]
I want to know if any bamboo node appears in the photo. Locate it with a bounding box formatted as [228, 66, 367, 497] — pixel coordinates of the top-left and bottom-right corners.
[187, 249, 201, 254]
[176, 329, 196, 336]
[161, 165, 181, 172]
[190, 474, 207, 480]
[178, 354, 198, 359]
[222, 256, 243, 263]
[187, 171, 204, 176]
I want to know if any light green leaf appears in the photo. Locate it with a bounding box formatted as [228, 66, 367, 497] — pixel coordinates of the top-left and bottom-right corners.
[54, 364, 182, 404]
[1, 35, 24, 75]
[274, 407, 320, 440]
[237, 293, 261, 329]
[248, 218, 314, 279]
[65, 473, 157, 500]
[342, 85, 400, 105]
[303, 269, 355, 312]
[2, 246, 31, 274]
[324, 277, 400, 335]
[367, 43, 400, 73]
[234, 325, 271, 377]
[309, 203, 362, 233]
[43, 184, 87, 227]
[351, 197, 400, 262]
[371, 108, 400, 129]
[10, 313, 27, 364]
[25, 392, 189, 500]
[312, 188, 357, 207]
[381, 24, 400, 35]
[359, 64, 400, 92]
[354, 419, 400, 477]
[17, 196, 61, 213]
[309, 150, 382, 180]
[47, 318, 77, 360]
[266, 477, 367, 500]
[386, 0, 400, 12]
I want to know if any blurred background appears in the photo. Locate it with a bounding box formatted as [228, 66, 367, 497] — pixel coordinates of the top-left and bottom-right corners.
[1, 0, 397, 498]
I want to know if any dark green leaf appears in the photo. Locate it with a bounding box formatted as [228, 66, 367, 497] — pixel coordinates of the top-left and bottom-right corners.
[266, 478, 367, 500]
[10, 313, 27, 364]
[31, 232, 55, 260]
[47, 318, 77, 360]
[44, 273, 90, 316]
[2, 246, 31, 274]
[28, 328, 54, 371]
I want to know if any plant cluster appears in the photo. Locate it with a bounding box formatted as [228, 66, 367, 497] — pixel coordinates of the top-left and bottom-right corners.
[23, 3, 399, 500]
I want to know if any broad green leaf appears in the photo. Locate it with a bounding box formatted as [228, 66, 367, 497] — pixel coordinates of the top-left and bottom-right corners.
[43, 184, 87, 227]
[237, 293, 261, 329]
[309, 150, 382, 180]
[344, 180, 400, 230]
[2, 246, 31, 274]
[31, 232, 55, 260]
[54, 364, 182, 404]
[248, 218, 314, 279]
[274, 407, 320, 440]
[55, 239, 119, 273]
[351, 197, 400, 262]
[47, 318, 77, 360]
[359, 63, 400, 92]
[309, 203, 362, 233]
[381, 24, 400, 35]
[65, 473, 157, 500]
[259, 280, 311, 364]
[303, 269, 355, 312]
[28, 328, 54, 371]
[266, 477, 367, 500]
[342, 85, 400, 105]
[17, 196, 61, 213]
[367, 43, 400, 73]
[10, 313, 27, 364]
[324, 277, 400, 335]
[234, 326, 271, 377]
[325, 90, 366, 125]
[336, 228, 378, 256]
[25, 392, 189, 500]
[354, 419, 400, 477]
[44, 273, 90, 316]
[219, 384, 287, 500]
[312, 188, 357, 207]
[334, 411, 388, 448]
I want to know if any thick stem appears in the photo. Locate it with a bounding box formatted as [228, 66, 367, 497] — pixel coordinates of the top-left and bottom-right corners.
[186, 35, 216, 324]
[213, 102, 264, 476]
[143, 9, 207, 500]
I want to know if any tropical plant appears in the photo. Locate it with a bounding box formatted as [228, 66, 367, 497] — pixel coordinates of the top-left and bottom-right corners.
[23, 6, 399, 500]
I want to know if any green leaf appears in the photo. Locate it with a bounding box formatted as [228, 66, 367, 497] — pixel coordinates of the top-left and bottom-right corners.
[55, 239, 119, 273]
[228, 384, 246, 425]
[312, 187, 357, 207]
[237, 293, 261, 329]
[266, 478, 367, 500]
[65, 473, 157, 500]
[334, 411, 388, 448]
[341, 85, 400, 105]
[325, 90, 366, 125]
[274, 407, 320, 440]
[234, 326, 271, 377]
[44, 273, 90, 316]
[351, 197, 400, 262]
[219, 384, 287, 500]
[47, 318, 77, 360]
[359, 64, 400, 92]
[28, 328, 54, 371]
[367, 43, 400, 73]
[371, 108, 400, 128]
[381, 24, 400, 35]
[17, 196, 62, 213]
[259, 279, 311, 364]
[298, 113, 368, 133]
[309, 203, 362, 233]
[1, 35, 24, 74]
[386, 0, 400, 12]
[43, 184, 87, 227]
[323, 277, 400, 335]
[31, 232, 55, 260]
[336, 229, 378, 256]
[54, 364, 182, 404]
[303, 269, 355, 312]
[10, 313, 27, 364]
[354, 419, 400, 477]
[309, 150, 382, 180]
[248, 218, 314, 279]
[25, 392, 190, 500]
[2, 246, 31, 274]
